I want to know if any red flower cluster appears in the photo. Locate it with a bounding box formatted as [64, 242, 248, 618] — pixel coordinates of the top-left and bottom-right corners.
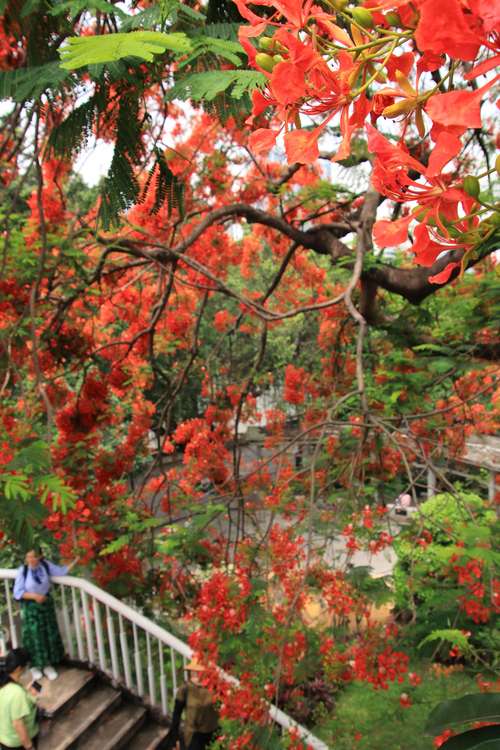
[236, 0, 498, 283]
[451, 557, 497, 624]
[284, 364, 308, 404]
[350, 643, 409, 689]
[196, 568, 251, 634]
[56, 374, 109, 442]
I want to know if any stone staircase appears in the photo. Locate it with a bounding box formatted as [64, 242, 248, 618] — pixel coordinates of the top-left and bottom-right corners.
[1, 567, 328, 750]
[32, 666, 169, 750]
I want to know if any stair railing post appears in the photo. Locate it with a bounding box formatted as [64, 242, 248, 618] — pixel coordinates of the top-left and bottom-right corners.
[106, 605, 120, 682]
[118, 613, 132, 690]
[146, 631, 156, 706]
[71, 587, 85, 661]
[158, 640, 167, 715]
[4, 579, 18, 648]
[81, 590, 95, 665]
[133, 624, 144, 697]
[93, 598, 107, 673]
[171, 648, 178, 696]
[60, 585, 75, 659]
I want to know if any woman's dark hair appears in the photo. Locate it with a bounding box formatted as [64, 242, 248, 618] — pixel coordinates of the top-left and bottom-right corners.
[4, 648, 30, 675]
[0, 648, 30, 687]
[24, 546, 43, 556]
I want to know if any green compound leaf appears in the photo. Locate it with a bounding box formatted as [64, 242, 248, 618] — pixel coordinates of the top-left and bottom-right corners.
[168, 69, 265, 101]
[178, 35, 245, 68]
[59, 31, 192, 70]
[0, 63, 70, 102]
[2, 474, 30, 502]
[50, 0, 126, 18]
[418, 629, 473, 654]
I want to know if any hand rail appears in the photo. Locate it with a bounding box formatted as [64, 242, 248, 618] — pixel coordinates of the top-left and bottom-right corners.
[0, 569, 328, 750]
[0, 569, 191, 656]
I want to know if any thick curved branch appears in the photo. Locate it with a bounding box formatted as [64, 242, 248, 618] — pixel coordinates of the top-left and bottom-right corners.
[106, 203, 497, 312]
[364, 246, 494, 304]
[166, 203, 352, 256]
[99, 231, 347, 321]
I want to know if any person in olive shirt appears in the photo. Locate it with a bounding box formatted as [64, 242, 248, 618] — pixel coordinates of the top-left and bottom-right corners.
[165, 658, 219, 750]
[0, 649, 39, 750]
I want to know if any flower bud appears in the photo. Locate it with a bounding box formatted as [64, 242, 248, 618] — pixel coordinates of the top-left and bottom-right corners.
[496, 154, 500, 176]
[255, 53, 276, 72]
[352, 7, 374, 28]
[463, 175, 480, 198]
[382, 100, 414, 117]
[272, 54, 285, 64]
[385, 11, 401, 26]
[332, 0, 348, 9]
[258, 37, 275, 52]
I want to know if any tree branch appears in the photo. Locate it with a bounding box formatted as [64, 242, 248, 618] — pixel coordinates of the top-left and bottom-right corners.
[102, 202, 498, 314]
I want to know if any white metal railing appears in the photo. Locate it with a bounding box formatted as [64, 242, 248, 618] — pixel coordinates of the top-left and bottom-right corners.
[0, 570, 328, 750]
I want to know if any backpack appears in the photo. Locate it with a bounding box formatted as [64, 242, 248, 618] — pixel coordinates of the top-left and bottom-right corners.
[22, 559, 50, 581]
[12, 559, 52, 603]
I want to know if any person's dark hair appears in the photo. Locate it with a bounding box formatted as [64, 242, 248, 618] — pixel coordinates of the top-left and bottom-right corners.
[5, 648, 30, 674]
[0, 648, 30, 687]
[24, 546, 43, 557]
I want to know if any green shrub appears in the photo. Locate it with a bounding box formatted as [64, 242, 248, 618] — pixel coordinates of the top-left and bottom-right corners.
[392, 491, 498, 662]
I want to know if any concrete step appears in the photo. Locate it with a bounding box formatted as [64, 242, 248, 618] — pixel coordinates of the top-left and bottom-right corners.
[38, 666, 95, 718]
[39, 684, 121, 750]
[78, 702, 146, 750]
[129, 722, 170, 750]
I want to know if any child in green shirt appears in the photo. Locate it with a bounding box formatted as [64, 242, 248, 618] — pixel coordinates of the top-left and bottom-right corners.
[0, 649, 39, 749]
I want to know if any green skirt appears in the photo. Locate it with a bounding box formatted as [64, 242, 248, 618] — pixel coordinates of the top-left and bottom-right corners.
[21, 597, 65, 669]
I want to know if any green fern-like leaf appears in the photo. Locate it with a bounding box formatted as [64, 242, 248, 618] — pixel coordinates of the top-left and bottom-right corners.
[418, 629, 473, 653]
[120, 5, 163, 30]
[1, 474, 30, 502]
[142, 148, 184, 217]
[98, 95, 143, 228]
[36, 475, 76, 514]
[202, 90, 253, 125]
[203, 22, 242, 41]
[231, 71, 266, 99]
[99, 152, 139, 228]
[50, 0, 126, 19]
[0, 63, 69, 102]
[177, 3, 204, 22]
[168, 69, 265, 102]
[59, 31, 192, 70]
[148, 148, 185, 217]
[7, 440, 51, 472]
[99, 534, 132, 556]
[0, 502, 47, 550]
[179, 35, 245, 68]
[47, 94, 100, 158]
[0, 439, 75, 549]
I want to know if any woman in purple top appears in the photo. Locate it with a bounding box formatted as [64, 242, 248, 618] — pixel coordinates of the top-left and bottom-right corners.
[13, 549, 77, 682]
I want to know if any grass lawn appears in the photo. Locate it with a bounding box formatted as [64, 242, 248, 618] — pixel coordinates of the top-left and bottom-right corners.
[313, 662, 478, 750]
